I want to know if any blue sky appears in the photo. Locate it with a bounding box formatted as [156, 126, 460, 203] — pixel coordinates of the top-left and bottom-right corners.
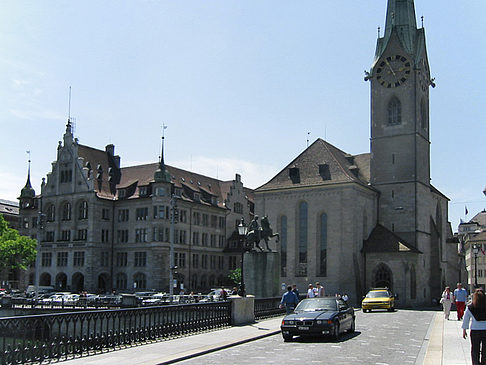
[1, 1, 485, 230]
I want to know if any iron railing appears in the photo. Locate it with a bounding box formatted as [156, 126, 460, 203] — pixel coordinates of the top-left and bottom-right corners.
[254, 297, 285, 319]
[0, 301, 231, 365]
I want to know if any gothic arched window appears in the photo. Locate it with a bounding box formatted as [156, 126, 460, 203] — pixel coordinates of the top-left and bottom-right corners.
[319, 213, 328, 277]
[61, 202, 71, 221]
[298, 202, 308, 264]
[78, 201, 88, 220]
[387, 97, 402, 125]
[280, 215, 287, 277]
[420, 98, 428, 130]
[46, 204, 55, 222]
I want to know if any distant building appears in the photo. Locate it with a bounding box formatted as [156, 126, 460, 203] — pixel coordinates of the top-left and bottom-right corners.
[0, 199, 19, 229]
[18, 121, 253, 293]
[458, 211, 486, 292]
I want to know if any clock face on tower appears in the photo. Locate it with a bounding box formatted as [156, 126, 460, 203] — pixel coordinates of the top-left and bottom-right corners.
[375, 55, 412, 88]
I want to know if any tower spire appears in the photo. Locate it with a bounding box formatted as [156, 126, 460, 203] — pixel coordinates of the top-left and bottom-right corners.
[377, 0, 418, 58]
[154, 124, 171, 183]
[19, 151, 35, 200]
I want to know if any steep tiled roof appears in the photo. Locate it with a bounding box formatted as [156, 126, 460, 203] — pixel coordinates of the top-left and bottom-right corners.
[256, 138, 371, 192]
[118, 162, 235, 209]
[363, 224, 422, 254]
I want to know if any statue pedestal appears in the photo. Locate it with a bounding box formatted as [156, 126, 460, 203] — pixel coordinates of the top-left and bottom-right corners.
[244, 251, 280, 298]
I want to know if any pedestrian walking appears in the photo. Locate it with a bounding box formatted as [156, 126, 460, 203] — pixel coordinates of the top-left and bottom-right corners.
[440, 286, 454, 320]
[462, 289, 486, 365]
[280, 286, 299, 314]
[315, 282, 325, 297]
[454, 282, 468, 320]
[306, 284, 316, 298]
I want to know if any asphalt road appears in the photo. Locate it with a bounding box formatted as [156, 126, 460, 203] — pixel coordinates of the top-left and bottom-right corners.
[178, 309, 435, 365]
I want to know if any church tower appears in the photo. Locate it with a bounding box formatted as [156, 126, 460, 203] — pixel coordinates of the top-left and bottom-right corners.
[368, 0, 432, 246]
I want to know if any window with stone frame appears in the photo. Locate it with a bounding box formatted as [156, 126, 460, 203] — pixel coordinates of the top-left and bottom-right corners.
[116, 273, 127, 289]
[78, 201, 88, 220]
[102, 208, 110, 220]
[387, 97, 402, 125]
[46, 204, 55, 222]
[61, 202, 71, 221]
[57, 252, 68, 267]
[41, 252, 52, 267]
[118, 209, 129, 222]
[116, 252, 128, 267]
[192, 254, 199, 268]
[60, 230, 71, 241]
[73, 251, 85, 267]
[134, 252, 147, 267]
[135, 207, 148, 221]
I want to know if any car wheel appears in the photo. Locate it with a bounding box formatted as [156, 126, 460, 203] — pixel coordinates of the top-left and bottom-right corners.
[347, 318, 356, 333]
[388, 306, 395, 312]
[282, 334, 293, 342]
[331, 322, 340, 341]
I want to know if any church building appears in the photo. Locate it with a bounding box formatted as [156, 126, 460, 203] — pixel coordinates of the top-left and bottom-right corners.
[255, 0, 460, 306]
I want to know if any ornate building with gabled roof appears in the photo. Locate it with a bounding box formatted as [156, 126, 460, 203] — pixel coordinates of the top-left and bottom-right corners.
[18, 120, 253, 293]
[255, 0, 460, 306]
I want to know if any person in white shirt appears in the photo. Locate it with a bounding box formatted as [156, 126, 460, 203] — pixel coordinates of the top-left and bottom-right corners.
[462, 289, 486, 365]
[315, 282, 325, 297]
[306, 284, 316, 298]
[440, 286, 454, 320]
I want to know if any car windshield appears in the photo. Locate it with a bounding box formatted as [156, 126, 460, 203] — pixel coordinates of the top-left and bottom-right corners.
[294, 298, 337, 312]
[366, 291, 389, 298]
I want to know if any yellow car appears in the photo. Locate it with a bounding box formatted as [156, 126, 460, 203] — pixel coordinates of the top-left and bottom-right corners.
[362, 288, 396, 312]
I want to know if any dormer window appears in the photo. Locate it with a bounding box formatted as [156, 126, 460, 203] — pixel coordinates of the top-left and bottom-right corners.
[174, 188, 181, 197]
[319, 164, 331, 180]
[194, 192, 201, 201]
[289, 167, 300, 184]
[118, 189, 126, 198]
[156, 187, 166, 197]
[139, 186, 148, 197]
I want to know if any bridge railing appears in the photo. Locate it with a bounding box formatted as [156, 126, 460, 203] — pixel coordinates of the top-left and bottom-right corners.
[0, 301, 231, 365]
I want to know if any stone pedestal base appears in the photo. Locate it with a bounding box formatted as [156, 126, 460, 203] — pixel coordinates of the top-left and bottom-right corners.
[230, 295, 255, 325]
[244, 251, 280, 298]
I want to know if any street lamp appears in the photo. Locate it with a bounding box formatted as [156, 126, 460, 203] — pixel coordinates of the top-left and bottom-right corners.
[473, 243, 480, 288]
[237, 218, 251, 297]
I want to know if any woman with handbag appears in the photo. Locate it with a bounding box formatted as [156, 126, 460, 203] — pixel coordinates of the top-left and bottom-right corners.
[441, 286, 454, 320]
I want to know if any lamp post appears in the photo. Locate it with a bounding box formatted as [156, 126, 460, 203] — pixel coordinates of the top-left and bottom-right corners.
[473, 243, 480, 289]
[237, 218, 251, 297]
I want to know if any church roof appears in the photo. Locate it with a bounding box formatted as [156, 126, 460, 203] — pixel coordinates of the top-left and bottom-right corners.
[78, 144, 117, 198]
[256, 138, 372, 192]
[363, 224, 422, 254]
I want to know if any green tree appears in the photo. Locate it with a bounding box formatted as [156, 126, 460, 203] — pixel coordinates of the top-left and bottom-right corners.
[0, 214, 37, 270]
[228, 268, 241, 286]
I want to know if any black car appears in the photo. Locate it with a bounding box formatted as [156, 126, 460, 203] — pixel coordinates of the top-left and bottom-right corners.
[280, 297, 355, 342]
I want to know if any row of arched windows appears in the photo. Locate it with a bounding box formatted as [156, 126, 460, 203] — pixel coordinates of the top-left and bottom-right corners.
[45, 200, 88, 222]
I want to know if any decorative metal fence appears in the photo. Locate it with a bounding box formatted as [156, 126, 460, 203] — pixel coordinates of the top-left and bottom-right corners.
[254, 297, 285, 319]
[0, 301, 231, 365]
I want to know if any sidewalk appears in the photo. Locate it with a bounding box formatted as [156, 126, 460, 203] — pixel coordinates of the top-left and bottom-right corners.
[424, 312, 471, 365]
[62, 317, 283, 365]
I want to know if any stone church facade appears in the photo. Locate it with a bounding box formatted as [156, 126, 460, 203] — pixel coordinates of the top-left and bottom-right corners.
[255, 0, 459, 306]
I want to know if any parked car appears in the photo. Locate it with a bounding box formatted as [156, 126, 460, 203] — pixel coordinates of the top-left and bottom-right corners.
[361, 288, 397, 312]
[202, 289, 231, 302]
[280, 297, 355, 342]
[41, 292, 71, 304]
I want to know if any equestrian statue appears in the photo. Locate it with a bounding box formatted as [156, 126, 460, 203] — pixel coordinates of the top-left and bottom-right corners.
[245, 215, 279, 252]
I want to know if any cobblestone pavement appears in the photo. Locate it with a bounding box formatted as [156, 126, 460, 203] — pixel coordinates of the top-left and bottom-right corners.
[178, 309, 435, 365]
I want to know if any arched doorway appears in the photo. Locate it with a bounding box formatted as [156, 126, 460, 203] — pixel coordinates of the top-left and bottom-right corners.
[56, 273, 67, 290]
[98, 273, 110, 293]
[373, 263, 393, 289]
[72, 272, 84, 292]
[40, 272, 51, 286]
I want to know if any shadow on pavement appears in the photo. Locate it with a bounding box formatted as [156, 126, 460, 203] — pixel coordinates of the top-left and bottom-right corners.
[286, 331, 361, 343]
